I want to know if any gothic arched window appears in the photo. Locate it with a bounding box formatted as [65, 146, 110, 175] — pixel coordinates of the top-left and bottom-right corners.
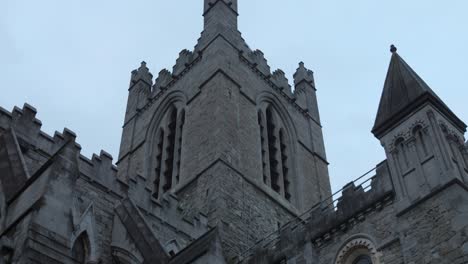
[258, 104, 291, 201]
[413, 126, 429, 158]
[152, 105, 185, 199]
[394, 137, 409, 171]
[71, 233, 90, 264]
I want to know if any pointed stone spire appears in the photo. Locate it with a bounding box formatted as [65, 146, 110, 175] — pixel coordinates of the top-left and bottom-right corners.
[204, 0, 238, 13]
[372, 45, 466, 137]
[203, 0, 238, 31]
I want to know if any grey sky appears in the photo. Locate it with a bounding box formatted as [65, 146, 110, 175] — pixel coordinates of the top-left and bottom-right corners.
[1, 0, 467, 193]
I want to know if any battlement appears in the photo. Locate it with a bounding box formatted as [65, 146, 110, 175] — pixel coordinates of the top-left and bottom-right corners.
[0, 104, 128, 197]
[0, 104, 81, 155]
[127, 170, 209, 240]
[238, 50, 321, 124]
[0, 103, 209, 246]
[239, 161, 395, 261]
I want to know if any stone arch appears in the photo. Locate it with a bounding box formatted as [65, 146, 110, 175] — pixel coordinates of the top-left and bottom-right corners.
[70, 203, 99, 263]
[71, 232, 91, 264]
[334, 235, 383, 264]
[256, 91, 298, 204]
[111, 246, 143, 264]
[145, 91, 187, 197]
[256, 91, 298, 143]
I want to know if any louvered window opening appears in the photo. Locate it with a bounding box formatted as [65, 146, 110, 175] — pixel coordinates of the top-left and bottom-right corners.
[259, 106, 291, 201]
[153, 106, 185, 199]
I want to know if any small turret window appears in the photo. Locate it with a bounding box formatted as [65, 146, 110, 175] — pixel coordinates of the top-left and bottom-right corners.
[394, 137, 409, 171]
[413, 126, 429, 158]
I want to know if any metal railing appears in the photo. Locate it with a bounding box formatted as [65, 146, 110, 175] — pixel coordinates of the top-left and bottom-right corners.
[238, 166, 378, 260]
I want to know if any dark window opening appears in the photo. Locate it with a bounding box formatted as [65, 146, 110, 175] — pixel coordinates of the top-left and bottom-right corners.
[71, 233, 90, 264]
[153, 129, 165, 199]
[352, 255, 372, 264]
[266, 107, 280, 193]
[280, 130, 290, 201]
[1, 246, 13, 264]
[163, 108, 177, 193]
[258, 111, 268, 184]
[153, 106, 185, 199]
[175, 110, 185, 184]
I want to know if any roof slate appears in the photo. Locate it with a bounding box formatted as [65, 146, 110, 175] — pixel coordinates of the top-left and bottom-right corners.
[372, 49, 466, 137]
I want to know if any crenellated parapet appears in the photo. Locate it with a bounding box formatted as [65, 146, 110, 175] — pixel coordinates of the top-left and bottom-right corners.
[78, 150, 126, 197]
[0, 103, 127, 195]
[0, 104, 81, 157]
[173, 49, 195, 77]
[271, 69, 293, 97]
[126, 170, 209, 242]
[153, 69, 173, 94]
[239, 161, 395, 262]
[238, 50, 322, 124]
[249, 50, 271, 77]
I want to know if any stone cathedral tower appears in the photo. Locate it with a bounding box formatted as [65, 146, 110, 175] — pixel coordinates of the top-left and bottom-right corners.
[1, 1, 467, 264]
[118, 0, 331, 257]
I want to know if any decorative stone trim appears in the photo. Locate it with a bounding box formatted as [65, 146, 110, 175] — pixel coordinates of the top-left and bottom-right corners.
[388, 119, 429, 151]
[335, 237, 383, 264]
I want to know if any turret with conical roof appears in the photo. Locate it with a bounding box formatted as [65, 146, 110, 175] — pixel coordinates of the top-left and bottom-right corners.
[372, 45, 465, 138]
[374, 46, 468, 208]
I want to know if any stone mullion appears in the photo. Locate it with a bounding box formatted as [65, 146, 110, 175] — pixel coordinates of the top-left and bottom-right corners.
[171, 109, 184, 187]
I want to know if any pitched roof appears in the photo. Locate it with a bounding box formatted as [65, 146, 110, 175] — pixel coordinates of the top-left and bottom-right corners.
[372, 46, 466, 137]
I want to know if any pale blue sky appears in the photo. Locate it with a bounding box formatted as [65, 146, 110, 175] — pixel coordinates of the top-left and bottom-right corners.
[1, 0, 467, 193]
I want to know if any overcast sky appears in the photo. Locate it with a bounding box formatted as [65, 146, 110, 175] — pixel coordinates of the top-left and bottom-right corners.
[1, 0, 467, 193]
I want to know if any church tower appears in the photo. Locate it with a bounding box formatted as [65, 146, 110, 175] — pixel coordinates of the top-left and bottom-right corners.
[116, 0, 331, 257]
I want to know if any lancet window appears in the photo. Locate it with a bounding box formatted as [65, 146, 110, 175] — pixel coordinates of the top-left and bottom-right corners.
[152, 105, 185, 199]
[413, 126, 430, 159]
[394, 137, 410, 172]
[71, 232, 90, 264]
[258, 105, 291, 201]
